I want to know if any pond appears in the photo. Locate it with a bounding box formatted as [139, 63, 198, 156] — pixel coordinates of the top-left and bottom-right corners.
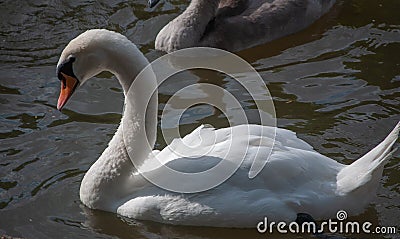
[0, 0, 399, 238]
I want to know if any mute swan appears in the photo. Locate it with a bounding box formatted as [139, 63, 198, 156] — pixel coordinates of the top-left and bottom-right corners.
[151, 0, 337, 52]
[56, 29, 399, 227]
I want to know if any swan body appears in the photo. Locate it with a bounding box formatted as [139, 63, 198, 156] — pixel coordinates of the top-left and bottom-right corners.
[56, 29, 399, 227]
[154, 0, 337, 52]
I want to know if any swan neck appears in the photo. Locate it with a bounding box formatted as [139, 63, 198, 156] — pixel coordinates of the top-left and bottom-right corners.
[107, 48, 148, 94]
[106, 42, 158, 161]
[184, 0, 220, 28]
[164, 0, 220, 50]
[80, 32, 158, 211]
[186, 0, 220, 15]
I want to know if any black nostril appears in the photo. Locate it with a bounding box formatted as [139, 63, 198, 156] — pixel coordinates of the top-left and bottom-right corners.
[62, 78, 66, 89]
[57, 71, 67, 89]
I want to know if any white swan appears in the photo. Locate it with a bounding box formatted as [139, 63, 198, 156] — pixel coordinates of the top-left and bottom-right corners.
[151, 0, 337, 52]
[56, 29, 399, 227]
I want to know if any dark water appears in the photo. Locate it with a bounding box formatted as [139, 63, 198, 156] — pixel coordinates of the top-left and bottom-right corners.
[0, 0, 399, 238]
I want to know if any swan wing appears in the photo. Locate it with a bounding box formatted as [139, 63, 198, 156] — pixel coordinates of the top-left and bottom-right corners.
[120, 125, 344, 226]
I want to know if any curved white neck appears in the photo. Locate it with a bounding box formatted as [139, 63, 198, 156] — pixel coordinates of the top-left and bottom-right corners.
[80, 39, 157, 210]
[107, 43, 158, 159]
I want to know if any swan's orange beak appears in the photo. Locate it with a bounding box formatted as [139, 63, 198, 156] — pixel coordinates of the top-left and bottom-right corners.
[57, 72, 79, 110]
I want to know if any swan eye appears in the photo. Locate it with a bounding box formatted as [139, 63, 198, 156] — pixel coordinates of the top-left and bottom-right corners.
[57, 56, 78, 84]
[69, 56, 76, 63]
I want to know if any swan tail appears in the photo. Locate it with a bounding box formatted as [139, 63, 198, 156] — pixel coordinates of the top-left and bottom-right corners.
[336, 121, 399, 195]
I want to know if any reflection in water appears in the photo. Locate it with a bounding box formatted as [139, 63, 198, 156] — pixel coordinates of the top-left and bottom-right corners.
[0, 0, 399, 239]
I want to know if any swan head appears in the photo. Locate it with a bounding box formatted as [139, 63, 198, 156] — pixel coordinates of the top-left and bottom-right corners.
[56, 29, 131, 110]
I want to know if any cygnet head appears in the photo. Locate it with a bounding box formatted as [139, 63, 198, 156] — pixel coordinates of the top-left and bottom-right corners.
[148, 0, 161, 8]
